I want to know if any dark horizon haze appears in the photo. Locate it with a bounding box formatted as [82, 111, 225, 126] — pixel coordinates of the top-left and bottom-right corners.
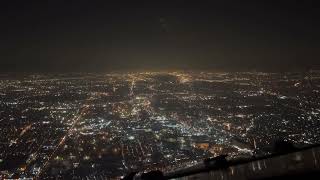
[1, 0, 320, 72]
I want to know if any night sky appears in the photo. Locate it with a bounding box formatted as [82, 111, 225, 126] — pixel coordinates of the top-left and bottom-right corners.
[1, 0, 319, 72]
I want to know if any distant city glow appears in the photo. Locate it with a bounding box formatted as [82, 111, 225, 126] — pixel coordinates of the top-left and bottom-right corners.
[0, 71, 319, 179]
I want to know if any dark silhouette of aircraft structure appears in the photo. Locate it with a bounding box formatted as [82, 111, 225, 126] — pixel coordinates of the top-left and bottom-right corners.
[122, 141, 320, 180]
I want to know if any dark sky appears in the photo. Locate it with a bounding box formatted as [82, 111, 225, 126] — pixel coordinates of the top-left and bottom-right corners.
[1, 0, 320, 72]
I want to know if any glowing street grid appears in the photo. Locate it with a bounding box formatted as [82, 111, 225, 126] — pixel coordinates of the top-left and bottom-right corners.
[0, 71, 320, 179]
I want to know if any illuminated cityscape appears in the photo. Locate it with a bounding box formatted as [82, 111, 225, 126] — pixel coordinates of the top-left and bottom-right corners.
[0, 71, 320, 179]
